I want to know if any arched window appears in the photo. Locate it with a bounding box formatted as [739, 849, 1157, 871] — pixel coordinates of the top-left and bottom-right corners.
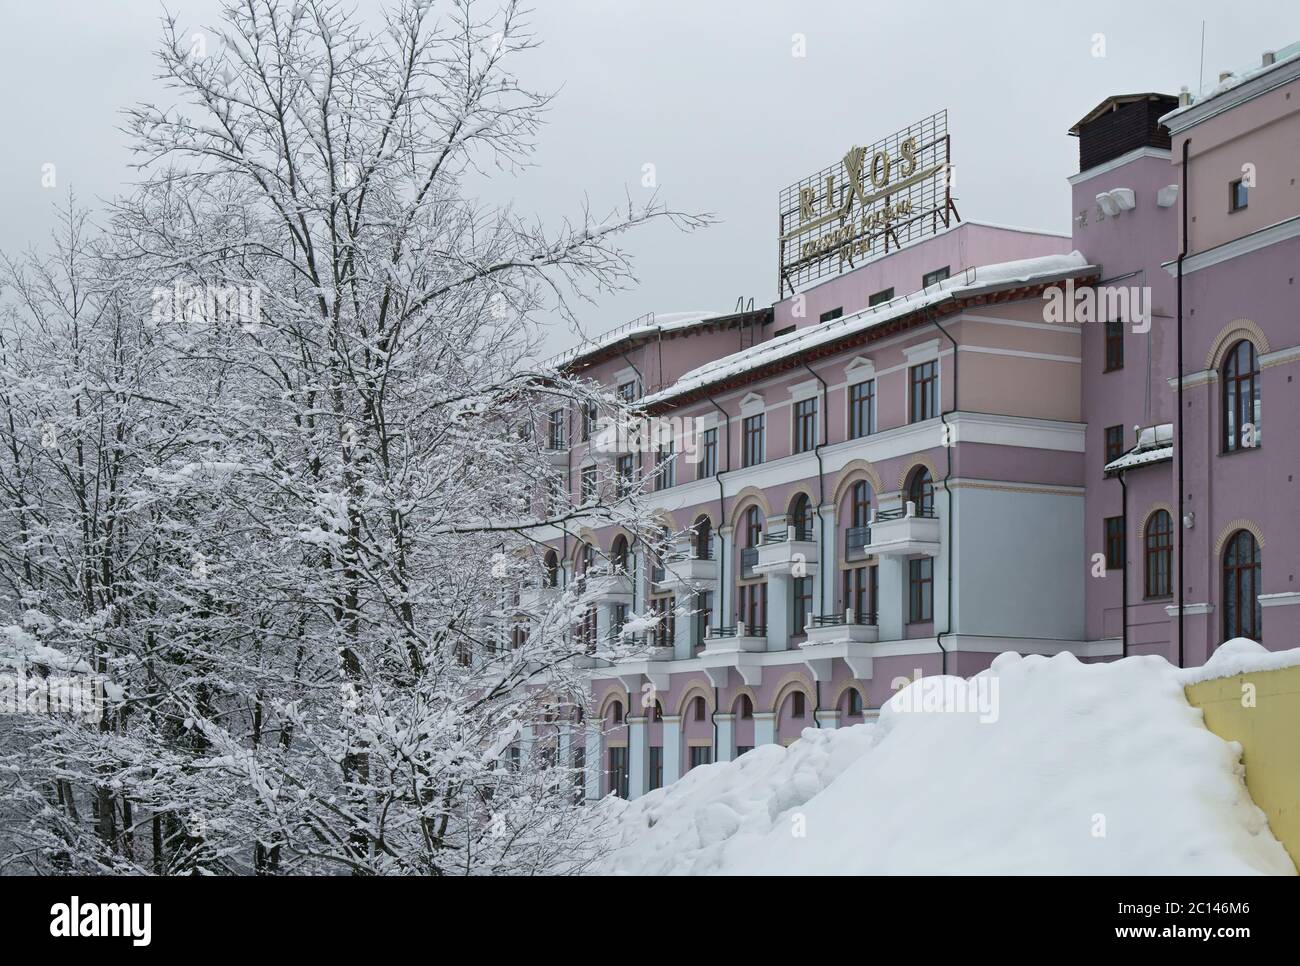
[693, 515, 713, 560]
[845, 688, 864, 716]
[543, 549, 559, 588]
[609, 700, 623, 725]
[743, 506, 763, 547]
[850, 480, 873, 527]
[692, 696, 706, 721]
[907, 467, 934, 516]
[1222, 340, 1261, 453]
[610, 535, 629, 574]
[1143, 510, 1173, 598]
[1223, 530, 1262, 642]
[737, 694, 753, 719]
[789, 493, 814, 541]
[653, 700, 664, 722]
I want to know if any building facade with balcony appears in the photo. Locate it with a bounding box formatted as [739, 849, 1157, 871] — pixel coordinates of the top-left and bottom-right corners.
[518, 44, 1300, 801]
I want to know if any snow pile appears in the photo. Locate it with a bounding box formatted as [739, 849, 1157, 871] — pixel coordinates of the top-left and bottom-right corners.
[1180, 637, 1300, 686]
[593, 651, 1295, 875]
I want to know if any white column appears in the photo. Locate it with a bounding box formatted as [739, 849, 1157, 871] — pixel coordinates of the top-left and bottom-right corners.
[632, 549, 647, 613]
[817, 709, 841, 730]
[674, 592, 695, 660]
[558, 722, 572, 768]
[879, 556, 905, 640]
[627, 715, 649, 799]
[596, 604, 613, 650]
[767, 574, 791, 649]
[661, 715, 682, 785]
[718, 526, 734, 625]
[520, 721, 535, 761]
[584, 719, 602, 800]
[753, 711, 776, 747]
[715, 712, 736, 762]
[817, 504, 837, 618]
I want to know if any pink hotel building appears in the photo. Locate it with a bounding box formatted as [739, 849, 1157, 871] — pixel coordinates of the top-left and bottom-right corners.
[521, 45, 1300, 800]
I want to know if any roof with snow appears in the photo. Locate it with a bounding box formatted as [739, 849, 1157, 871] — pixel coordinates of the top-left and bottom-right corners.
[1105, 423, 1173, 474]
[1161, 41, 1300, 131]
[545, 307, 771, 375]
[644, 252, 1099, 410]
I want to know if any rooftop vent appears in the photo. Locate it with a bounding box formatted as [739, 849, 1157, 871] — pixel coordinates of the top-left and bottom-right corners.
[1263, 50, 1276, 66]
[1068, 93, 1179, 173]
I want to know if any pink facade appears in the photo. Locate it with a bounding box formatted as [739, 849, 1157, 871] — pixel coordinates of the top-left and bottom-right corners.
[524, 48, 1300, 800]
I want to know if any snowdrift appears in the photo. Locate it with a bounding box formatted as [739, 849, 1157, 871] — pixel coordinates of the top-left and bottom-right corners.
[593, 649, 1297, 875]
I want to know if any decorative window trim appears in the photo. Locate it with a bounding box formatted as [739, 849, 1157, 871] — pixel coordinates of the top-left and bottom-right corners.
[902, 338, 941, 364]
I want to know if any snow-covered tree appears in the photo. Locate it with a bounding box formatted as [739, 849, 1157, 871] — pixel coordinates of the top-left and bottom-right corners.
[0, 0, 705, 874]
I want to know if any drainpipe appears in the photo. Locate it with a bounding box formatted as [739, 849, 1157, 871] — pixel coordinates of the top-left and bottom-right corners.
[801, 362, 830, 618]
[1117, 469, 1129, 657]
[1176, 137, 1189, 668]
[929, 307, 957, 677]
[620, 350, 646, 612]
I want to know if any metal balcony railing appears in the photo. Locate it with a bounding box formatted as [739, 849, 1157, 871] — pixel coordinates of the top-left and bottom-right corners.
[709, 623, 767, 639]
[845, 526, 871, 554]
[875, 504, 936, 521]
[763, 528, 789, 544]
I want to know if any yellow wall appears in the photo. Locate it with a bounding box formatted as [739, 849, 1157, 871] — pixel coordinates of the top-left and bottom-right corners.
[1185, 665, 1300, 864]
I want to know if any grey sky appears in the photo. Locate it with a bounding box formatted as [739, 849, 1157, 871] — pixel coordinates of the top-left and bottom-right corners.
[3, 0, 1298, 355]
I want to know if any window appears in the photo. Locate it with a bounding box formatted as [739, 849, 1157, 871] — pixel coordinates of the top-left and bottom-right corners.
[607, 746, 629, 798]
[616, 454, 634, 498]
[692, 696, 706, 721]
[649, 747, 663, 791]
[547, 474, 565, 514]
[738, 694, 753, 719]
[791, 691, 806, 718]
[1104, 317, 1124, 372]
[909, 557, 934, 622]
[789, 493, 814, 541]
[793, 397, 818, 453]
[617, 381, 638, 403]
[1104, 425, 1125, 464]
[580, 465, 598, 503]
[738, 583, 766, 634]
[736, 745, 753, 757]
[581, 402, 597, 441]
[543, 549, 559, 587]
[1143, 510, 1173, 599]
[1222, 340, 1261, 453]
[650, 596, 676, 649]
[693, 516, 712, 560]
[1104, 516, 1125, 571]
[742, 413, 765, 466]
[847, 689, 864, 716]
[688, 745, 712, 771]
[843, 565, 876, 623]
[1230, 178, 1248, 212]
[923, 266, 950, 288]
[611, 536, 629, 574]
[1222, 530, 1261, 642]
[850, 480, 872, 528]
[609, 700, 623, 725]
[819, 307, 843, 323]
[655, 440, 675, 489]
[907, 467, 934, 516]
[792, 575, 813, 636]
[868, 287, 894, 307]
[698, 428, 718, 479]
[612, 603, 628, 639]
[572, 746, 585, 802]
[848, 379, 875, 438]
[909, 361, 938, 422]
[548, 409, 565, 450]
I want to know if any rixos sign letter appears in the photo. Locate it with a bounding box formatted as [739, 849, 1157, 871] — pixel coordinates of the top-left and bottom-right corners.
[777, 110, 959, 296]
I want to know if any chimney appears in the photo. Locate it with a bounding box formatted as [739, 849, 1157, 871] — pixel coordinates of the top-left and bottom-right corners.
[1178, 85, 1192, 107]
[1263, 50, 1277, 66]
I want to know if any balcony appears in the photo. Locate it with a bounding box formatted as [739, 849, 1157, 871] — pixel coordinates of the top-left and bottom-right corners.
[862, 502, 940, 556]
[584, 572, 634, 604]
[518, 584, 560, 614]
[543, 441, 568, 467]
[700, 623, 767, 654]
[655, 552, 718, 591]
[752, 527, 819, 577]
[801, 612, 879, 646]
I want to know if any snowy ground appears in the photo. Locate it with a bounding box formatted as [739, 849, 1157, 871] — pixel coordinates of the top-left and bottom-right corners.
[592, 645, 1298, 875]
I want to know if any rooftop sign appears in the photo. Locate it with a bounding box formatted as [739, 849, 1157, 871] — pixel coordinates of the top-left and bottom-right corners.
[778, 110, 959, 296]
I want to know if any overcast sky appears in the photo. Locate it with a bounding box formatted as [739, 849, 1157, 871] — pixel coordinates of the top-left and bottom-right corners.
[2, 0, 1298, 354]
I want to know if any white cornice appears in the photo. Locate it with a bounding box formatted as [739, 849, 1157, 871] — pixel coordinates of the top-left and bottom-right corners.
[1162, 215, 1300, 276]
[1067, 147, 1172, 186]
[1162, 54, 1300, 135]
